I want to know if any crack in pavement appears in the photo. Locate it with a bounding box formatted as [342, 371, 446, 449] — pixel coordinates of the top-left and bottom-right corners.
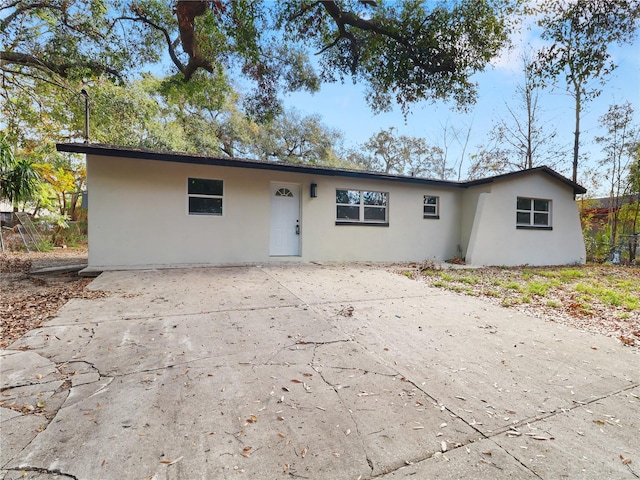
[3, 466, 79, 479]
[311, 344, 375, 476]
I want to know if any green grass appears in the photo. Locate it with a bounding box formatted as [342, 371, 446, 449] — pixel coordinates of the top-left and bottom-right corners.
[526, 281, 552, 297]
[408, 264, 639, 317]
[505, 281, 523, 292]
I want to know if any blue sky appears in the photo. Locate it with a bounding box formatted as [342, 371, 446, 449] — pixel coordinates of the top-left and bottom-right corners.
[281, 24, 640, 191]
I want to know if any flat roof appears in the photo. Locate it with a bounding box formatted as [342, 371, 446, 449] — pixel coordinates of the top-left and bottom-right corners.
[56, 143, 587, 195]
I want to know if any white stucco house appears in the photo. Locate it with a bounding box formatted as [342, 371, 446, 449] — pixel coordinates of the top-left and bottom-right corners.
[57, 143, 587, 271]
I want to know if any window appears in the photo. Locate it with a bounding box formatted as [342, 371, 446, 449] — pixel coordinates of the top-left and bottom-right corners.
[275, 187, 293, 197]
[188, 178, 223, 215]
[423, 196, 439, 219]
[336, 189, 388, 225]
[516, 197, 551, 228]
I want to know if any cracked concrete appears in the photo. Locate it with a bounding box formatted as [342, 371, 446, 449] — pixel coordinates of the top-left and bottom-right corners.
[1, 264, 638, 479]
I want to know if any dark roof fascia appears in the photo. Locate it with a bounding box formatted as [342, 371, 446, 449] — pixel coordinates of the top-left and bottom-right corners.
[56, 143, 463, 188]
[463, 166, 587, 195]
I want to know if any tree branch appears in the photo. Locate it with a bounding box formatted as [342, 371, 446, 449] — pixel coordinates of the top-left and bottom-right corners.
[1, 2, 56, 31]
[0, 51, 122, 79]
[117, 15, 186, 75]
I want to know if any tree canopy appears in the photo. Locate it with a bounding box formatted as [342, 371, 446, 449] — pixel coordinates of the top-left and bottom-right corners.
[2, 0, 518, 118]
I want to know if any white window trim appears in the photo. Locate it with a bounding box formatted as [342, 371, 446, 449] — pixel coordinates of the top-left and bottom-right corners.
[335, 189, 389, 225]
[423, 195, 440, 219]
[187, 177, 224, 216]
[516, 197, 552, 229]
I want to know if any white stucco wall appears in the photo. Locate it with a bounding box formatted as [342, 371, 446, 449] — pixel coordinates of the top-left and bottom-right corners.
[87, 155, 462, 268]
[464, 172, 586, 266]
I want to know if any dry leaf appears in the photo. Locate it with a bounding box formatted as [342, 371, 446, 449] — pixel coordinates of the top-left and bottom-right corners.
[242, 447, 252, 453]
[282, 387, 290, 392]
[278, 432, 286, 438]
[303, 373, 313, 377]
[291, 379, 302, 384]
[246, 415, 257, 423]
[301, 447, 307, 458]
[35, 374, 42, 380]
[620, 455, 632, 465]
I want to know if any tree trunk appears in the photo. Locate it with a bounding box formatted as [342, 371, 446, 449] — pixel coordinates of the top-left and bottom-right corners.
[572, 91, 581, 183]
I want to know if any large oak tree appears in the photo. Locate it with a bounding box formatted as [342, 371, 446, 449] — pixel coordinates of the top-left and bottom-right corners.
[2, 0, 518, 119]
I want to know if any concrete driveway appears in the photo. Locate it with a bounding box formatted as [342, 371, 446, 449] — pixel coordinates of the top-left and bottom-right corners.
[1, 265, 638, 480]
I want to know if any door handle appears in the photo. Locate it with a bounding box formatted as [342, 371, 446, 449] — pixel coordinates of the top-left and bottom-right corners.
[296, 224, 300, 235]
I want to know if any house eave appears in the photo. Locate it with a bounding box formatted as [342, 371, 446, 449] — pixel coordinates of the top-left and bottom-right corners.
[56, 143, 464, 188]
[465, 166, 587, 195]
[56, 143, 587, 195]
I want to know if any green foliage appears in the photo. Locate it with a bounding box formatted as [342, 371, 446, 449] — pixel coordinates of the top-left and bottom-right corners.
[2, 0, 518, 120]
[0, 135, 41, 207]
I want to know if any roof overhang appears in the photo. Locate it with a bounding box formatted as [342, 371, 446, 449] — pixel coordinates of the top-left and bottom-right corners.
[464, 166, 587, 195]
[56, 143, 587, 195]
[56, 143, 463, 188]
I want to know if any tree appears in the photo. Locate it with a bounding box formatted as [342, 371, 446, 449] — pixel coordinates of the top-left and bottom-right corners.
[358, 128, 453, 179]
[34, 153, 86, 221]
[0, 135, 40, 210]
[531, 0, 640, 182]
[2, 1, 518, 119]
[253, 110, 345, 165]
[469, 53, 565, 179]
[595, 102, 639, 256]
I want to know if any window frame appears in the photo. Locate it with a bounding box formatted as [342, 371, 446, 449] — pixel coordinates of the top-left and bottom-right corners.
[187, 177, 224, 216]
[423, 195, 440, 219]
[516, 196, 552, 230]
[335, 189, 389, 226]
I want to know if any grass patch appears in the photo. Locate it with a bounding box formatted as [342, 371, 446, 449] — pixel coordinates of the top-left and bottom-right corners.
[439, 272, 455, 282]
[459, 275, 480, 285]
[559, 269, 585, 281]
[505, 281, 523, 292]
[526, 281, 552, 297]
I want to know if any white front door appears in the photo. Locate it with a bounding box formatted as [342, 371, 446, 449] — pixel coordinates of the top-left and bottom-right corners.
[270, 183, 300, 256]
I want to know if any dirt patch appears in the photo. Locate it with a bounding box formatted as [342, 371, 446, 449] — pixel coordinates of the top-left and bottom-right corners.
[1, 247, 88, 270]
[0, 248, 99, 348]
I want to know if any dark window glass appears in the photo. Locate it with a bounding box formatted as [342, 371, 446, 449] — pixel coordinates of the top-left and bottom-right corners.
[364, 207, 386, 221]
[424, 205, 437, 215]
[534, 213, 549, 225]
[516, 197, 531, 210]
[189, 197, 222, 215]
[517, 212, 531, 224]
[534, 199, 549, 211]
[189, 178, 223, 196]
[337, 205, 360, 220]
